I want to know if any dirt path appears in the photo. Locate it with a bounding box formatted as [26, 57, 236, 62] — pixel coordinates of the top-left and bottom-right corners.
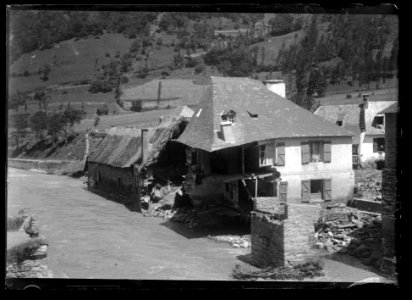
[6, 168, 248, 280]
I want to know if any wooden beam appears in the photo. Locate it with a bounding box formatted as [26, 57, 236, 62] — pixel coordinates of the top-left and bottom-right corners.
[241, 145, 245, 175]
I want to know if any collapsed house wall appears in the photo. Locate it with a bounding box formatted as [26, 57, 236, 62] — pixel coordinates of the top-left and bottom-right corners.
[88, 162, 140, 207]
[251, 203, 322, 267]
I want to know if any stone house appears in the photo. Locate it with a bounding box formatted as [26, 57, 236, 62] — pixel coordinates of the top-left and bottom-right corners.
[314, 96, 398, 167]
[86, 106, 193, 210]
[176, 77, 355, 211]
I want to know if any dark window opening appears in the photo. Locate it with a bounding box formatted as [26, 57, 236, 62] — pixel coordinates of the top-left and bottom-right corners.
[373, 138, 385, 153]
[336, 120, 343, 126]
[374, 116, 384, 126]
[310, 180, 323, 194]
[352, 145, 359, 155]
[118, 177, 123, 188]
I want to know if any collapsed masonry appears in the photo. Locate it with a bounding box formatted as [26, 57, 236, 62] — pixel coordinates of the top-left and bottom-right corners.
[251, 199, 321, 267]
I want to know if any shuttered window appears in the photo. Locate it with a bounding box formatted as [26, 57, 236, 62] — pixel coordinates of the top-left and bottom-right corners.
[301, 142, 310, 164]
[279, 181, 288, 203]
[276, 143, 285, 166]
[323, 179, 332, 201]
[323, 141, 332, 163]
[301, 180, 310, 203]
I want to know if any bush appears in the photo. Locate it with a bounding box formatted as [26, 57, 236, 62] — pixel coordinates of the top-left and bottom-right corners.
[194, 64, 205, 74]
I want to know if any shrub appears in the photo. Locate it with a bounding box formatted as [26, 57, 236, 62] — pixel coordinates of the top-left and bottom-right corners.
[194, 64, 205, 74]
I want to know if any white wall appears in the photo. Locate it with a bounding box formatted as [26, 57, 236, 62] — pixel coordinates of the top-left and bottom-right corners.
[262, 136, 354, 174]
[360, 135, 385, 162]
[261, 136, 354, 203]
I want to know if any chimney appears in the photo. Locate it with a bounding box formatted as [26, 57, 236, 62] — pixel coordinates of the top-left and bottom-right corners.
[263, 79, 286, 98]
[220, 121, 235, 143]
[141, 128, 149, 161]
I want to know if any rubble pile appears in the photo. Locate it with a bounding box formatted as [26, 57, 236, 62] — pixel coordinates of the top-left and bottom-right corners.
[314, 206, 383, 267]
[355, 170, 383, 201]
[207, 235, 251, 248]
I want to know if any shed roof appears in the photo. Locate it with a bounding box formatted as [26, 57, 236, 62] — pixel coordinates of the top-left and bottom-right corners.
[176, 76, 353, 152]
[88, 106, 192, 168]
[379, 102, 399, 114]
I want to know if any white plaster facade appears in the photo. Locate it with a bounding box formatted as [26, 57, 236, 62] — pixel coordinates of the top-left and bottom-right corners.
[260, 136, 354, 203]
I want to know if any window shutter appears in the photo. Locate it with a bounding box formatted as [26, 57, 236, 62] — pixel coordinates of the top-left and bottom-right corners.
[323, 179, 332, 201]
[301, 180, 310, 203]
[373, 140, 378, 152]
[279, 181, 288, 203]
[276, 143, 285, 166]
[301, 142, 310, 164]
[323, 141, 332, 163]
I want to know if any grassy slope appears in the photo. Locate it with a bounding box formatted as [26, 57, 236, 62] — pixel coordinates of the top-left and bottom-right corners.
[9, 33, 135, 94]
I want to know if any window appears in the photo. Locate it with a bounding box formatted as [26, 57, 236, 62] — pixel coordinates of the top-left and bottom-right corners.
[352, 145, 359, 155]
[336, 120, 343, 126]
[301, 141, 331, 164]
[373, 138, 385, 153]
[302, 179, 332, 202]
[310, 141, 323, 162]
[373, 116, 384, 128]
[259, 145, 266, 165]
[118, 177, 123, 189]
[259, 144, 274, 166]
[221, 110, 236, 123]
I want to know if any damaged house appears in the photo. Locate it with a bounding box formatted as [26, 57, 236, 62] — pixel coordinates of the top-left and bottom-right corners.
[314, 95, 397, 167]
[86, 106, 193, 210]
[175, 77, 355, 211]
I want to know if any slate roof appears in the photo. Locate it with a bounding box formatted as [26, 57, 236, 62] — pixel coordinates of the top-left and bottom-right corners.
[176, 77, 354, 152]
[379, 102, 399, 114]
[314, 100, 398, 138]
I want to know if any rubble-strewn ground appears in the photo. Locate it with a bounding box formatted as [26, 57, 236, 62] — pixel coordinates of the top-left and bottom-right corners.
[354, 169, 383, 201]
[314, 205, 384, 270]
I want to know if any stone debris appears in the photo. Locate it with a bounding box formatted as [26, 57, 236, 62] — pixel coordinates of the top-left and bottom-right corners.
[314, 207, 383, 268]
[207, 235, 251, 248]
[355, 170, 382, 202]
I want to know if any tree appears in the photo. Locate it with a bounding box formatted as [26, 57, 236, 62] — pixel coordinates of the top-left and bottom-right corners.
[13, 113, 29, 148]
[62, 107, 84, 144]
[39, 64, 51, 81]
[30, 111, 48, 142]
[33, 90, 49, 111]
[47, 113, 65, 145]
[268, 14, 294, 36]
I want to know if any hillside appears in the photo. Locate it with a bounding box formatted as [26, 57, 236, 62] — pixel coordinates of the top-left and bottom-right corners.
[9, 33, 135, 94]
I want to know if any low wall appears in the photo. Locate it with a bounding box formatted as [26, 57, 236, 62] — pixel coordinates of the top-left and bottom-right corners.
[8, 159, 83, 176]
[251, 203, 321, 268]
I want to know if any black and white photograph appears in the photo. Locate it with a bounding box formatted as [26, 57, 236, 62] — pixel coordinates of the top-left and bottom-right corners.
[6, 4, 400, 289]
